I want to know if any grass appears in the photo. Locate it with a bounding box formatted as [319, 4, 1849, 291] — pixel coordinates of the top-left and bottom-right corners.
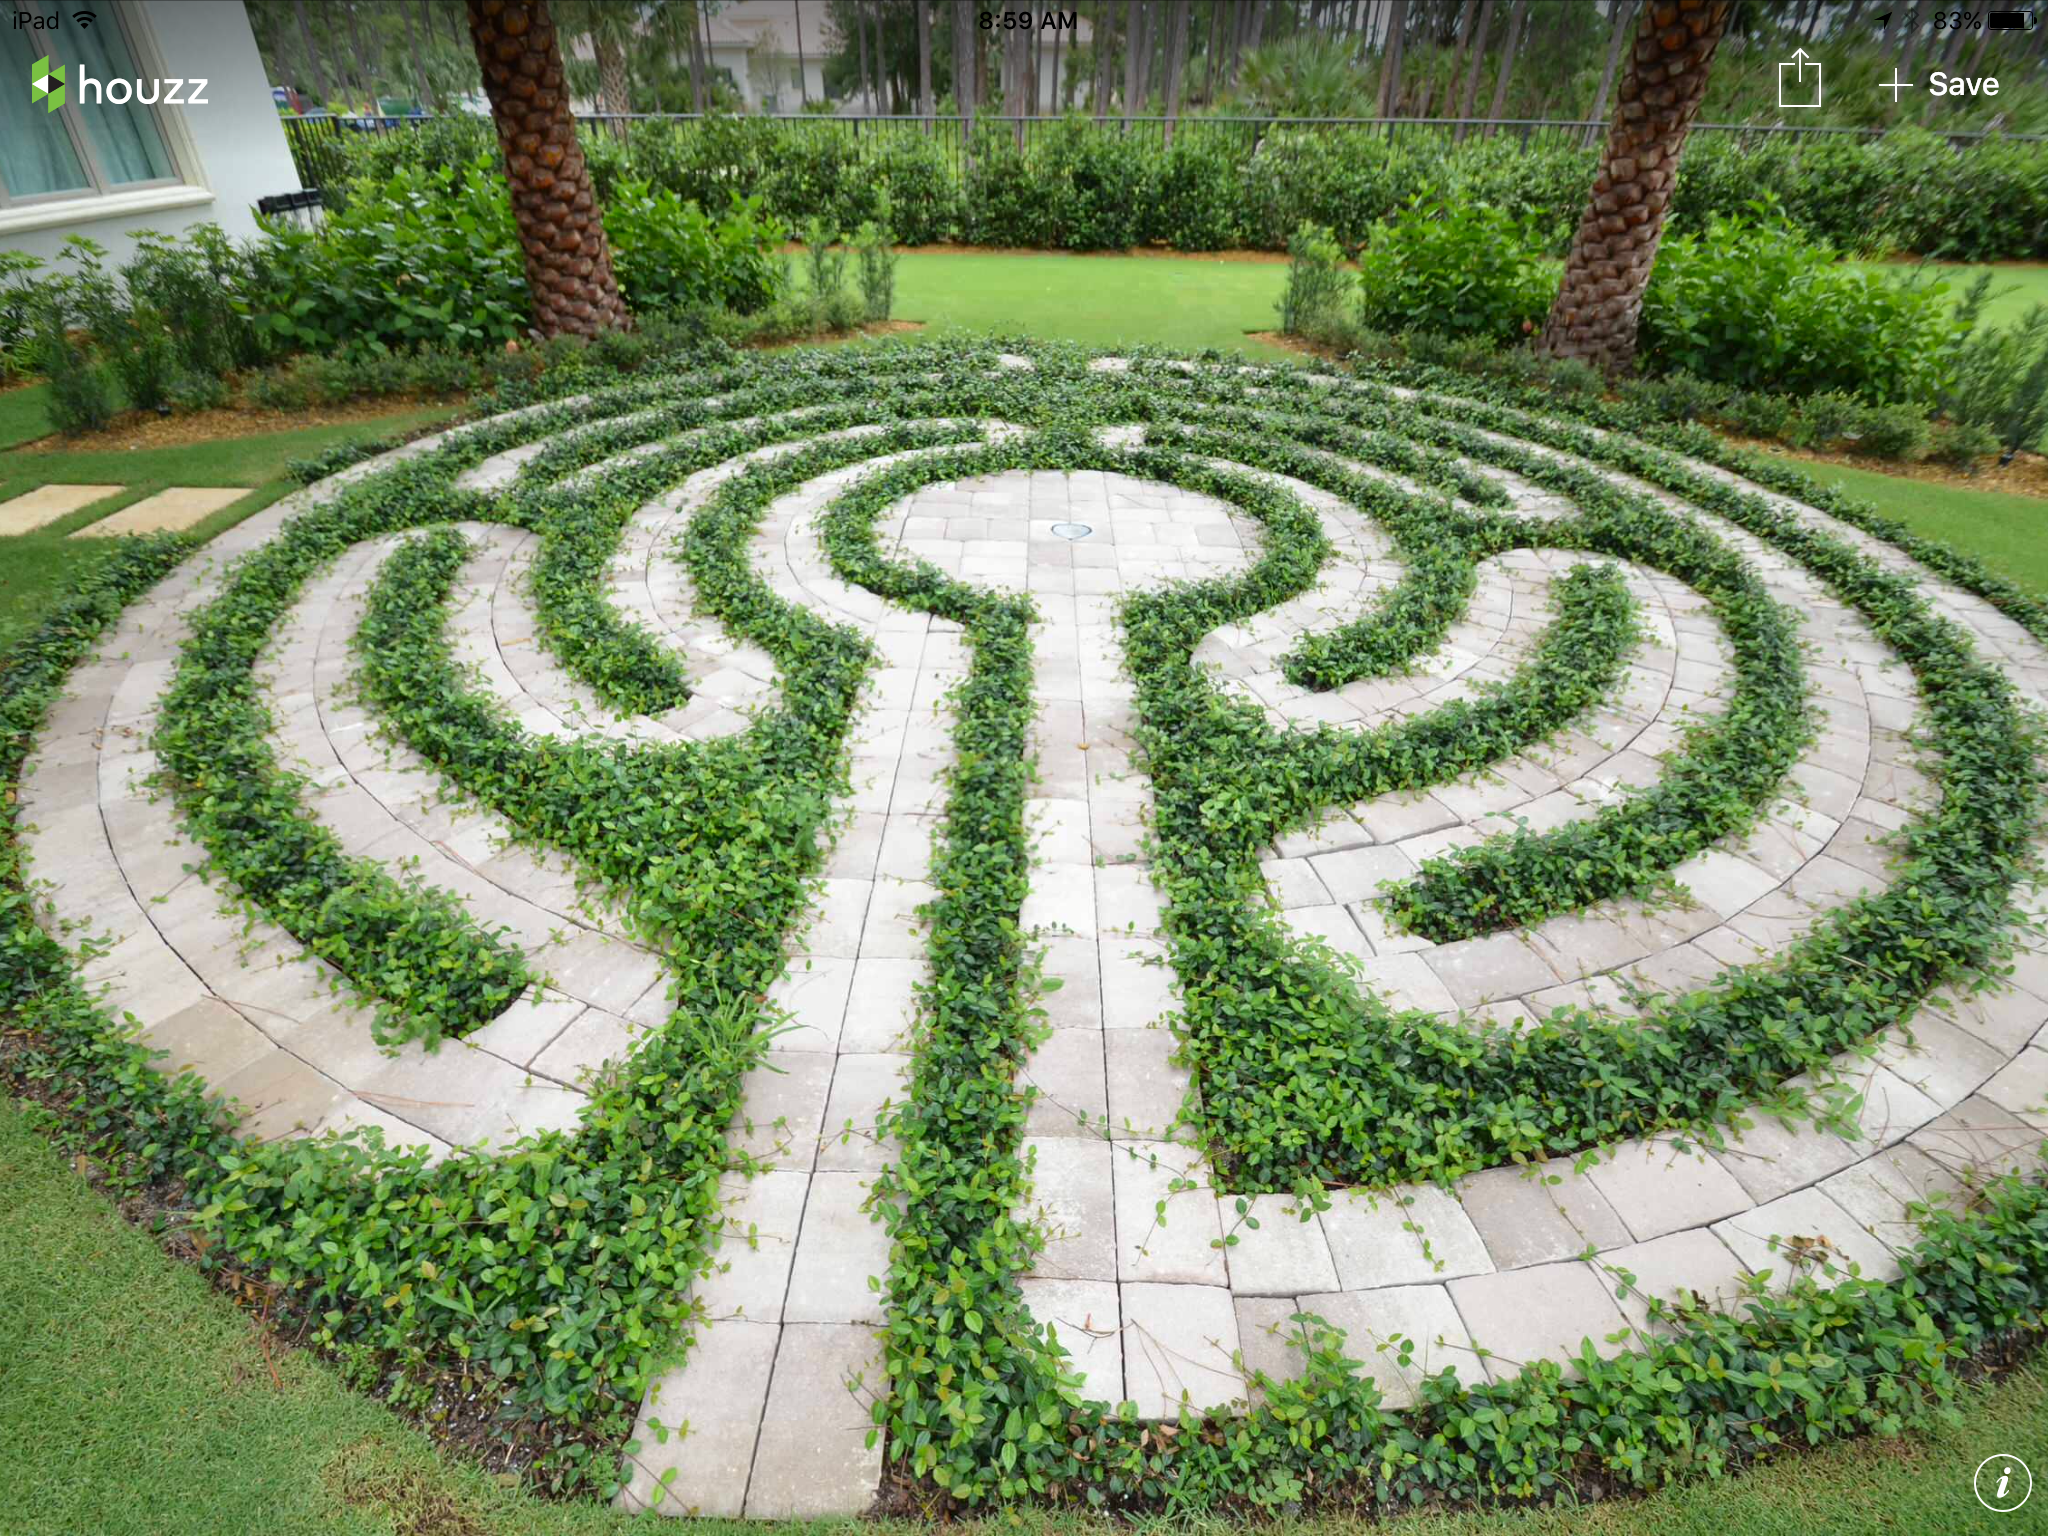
[1855, 259, 2048, 328]
[0, 404, 457, 652]
[2, 1093, 2041, 1535]
[1765, 452, 2048, 599]
[891, 250, 1295, 355]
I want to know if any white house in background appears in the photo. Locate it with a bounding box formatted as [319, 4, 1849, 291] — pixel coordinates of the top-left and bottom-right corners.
[1, 0, 300, 266]
[583, 1, 1093, 117]
[709, 0, 831, 113]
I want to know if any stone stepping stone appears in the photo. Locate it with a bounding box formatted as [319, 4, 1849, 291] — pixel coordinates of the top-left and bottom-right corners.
[71, 486, 249, 537]
[0, 483, 125, 535]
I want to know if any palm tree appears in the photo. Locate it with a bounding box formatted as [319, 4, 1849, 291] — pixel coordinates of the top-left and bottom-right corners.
[1539, 0, 1732, 373]
[465, 0, 629, 339]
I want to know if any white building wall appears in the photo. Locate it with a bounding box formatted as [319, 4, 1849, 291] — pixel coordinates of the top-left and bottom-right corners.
[1, 0, 302, 268]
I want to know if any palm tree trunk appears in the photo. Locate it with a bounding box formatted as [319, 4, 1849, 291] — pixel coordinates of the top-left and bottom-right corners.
[1122, 0, 1145, 128]
[596, 28, 631, 137]
[1377, 0, 1407, 118]
[1585, 0, 1634, 146]
[683, 0, 706, 111]
[465, 0, 627, 338]
[1540, 0, 1731, 372]
[1483, 0, 1526, 136]
[1444, 0, 1479, 118]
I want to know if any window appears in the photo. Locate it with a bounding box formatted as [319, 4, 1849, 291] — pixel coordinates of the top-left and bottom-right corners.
[0, 2, 183, 209]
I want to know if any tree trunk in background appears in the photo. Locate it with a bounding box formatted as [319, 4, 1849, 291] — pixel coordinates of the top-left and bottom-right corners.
[400, 0, 428, 107]
[1095, 4, 1115, 115]
[1245, 0, 1267, 51]
[1454, 0, 1493, 135]
[596, 28, 632, 136]
[465, 0, 628, 338]
[876, 0, 891, 111]
[1444, 0, 1479, 115]
[685, 0, 706, 110]
[1122, 0, 1144, 126]
[1925, 18, 1974, 122]
[293, 0, 329, 104]
[1540, 0, 1730, 373]
[1484, 0, 1526, 135]
[1586, 0, 1634, 145]
[918, 0, 933, 123]
[1206, 0, 1222, 103]
[1161, 0, 1187, 144]
[1377, 0, 1407, 117]
[1051, 12, 1063, 113]
[795, 0, 809, 104]
[857, 0, 872, 108]
[345, 1, 371, 107]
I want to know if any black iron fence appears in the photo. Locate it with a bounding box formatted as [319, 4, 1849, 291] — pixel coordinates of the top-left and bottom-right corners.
[282, 110, 2044, 197]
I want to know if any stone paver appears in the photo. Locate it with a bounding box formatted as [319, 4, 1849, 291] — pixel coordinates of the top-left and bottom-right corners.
[71, 484, 247, 535]
[0, 481, 124, 533]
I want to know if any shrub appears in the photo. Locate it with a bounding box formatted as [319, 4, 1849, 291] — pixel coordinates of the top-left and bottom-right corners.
[40, 315, 118, 435]
[1639, 208, 1959, 403]
[245, 157, 530, 353]
[1142, 135, 1246, 250]
[1620, 369, 1725, 423]
[1855, 401, 1935, 460]
[1931, 419, 2001, 467]
[853, 214, 897, 323]
[1789, 389, 1868, 449]
[1941, 304, 2048, 460]
[1355, 200, 1554, 345]
[800, 215, 848, 317]
[604, 184, 784, 314]
[1723, 389, 1798, 439]
[1278, 221, 1352, 336]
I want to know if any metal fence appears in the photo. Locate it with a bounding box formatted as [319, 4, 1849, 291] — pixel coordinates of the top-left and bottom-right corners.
[282, 109, 2044, 197]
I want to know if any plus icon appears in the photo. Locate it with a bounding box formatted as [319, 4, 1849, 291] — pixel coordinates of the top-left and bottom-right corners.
[1883, 72, 1917, 101]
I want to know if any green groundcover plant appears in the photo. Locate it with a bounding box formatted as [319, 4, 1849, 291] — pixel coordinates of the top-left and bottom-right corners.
[2, 341, 2044, 1512]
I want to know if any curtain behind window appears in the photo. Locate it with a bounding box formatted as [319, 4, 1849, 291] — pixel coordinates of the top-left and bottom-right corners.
[0, 26, 91, 197]
[66, 2, 175, 185]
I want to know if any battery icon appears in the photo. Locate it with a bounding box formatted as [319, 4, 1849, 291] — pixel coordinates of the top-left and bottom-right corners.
[1988, 9, 2032, 27]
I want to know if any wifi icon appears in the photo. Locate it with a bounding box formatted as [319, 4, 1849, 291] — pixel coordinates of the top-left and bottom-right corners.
[72, 8, 96, 27]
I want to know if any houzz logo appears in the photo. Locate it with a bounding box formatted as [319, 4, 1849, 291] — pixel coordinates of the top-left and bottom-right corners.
[30, 53, 61, 111]
[26, 51, 205, 108]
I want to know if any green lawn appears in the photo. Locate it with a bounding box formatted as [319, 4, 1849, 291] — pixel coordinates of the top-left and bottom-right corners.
[1854, 260, 2048, 328]
[0, 405, 456, 652]
[4, 1091, 2041, 1536]
[1770, 453, 2048, 599]
[892, 251, 1295, 355]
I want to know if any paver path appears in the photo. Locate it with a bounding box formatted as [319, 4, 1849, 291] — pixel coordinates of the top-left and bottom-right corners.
[16, 360, 2046, 1519]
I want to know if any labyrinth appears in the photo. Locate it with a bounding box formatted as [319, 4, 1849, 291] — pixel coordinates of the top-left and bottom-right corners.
[6, 342, 2048, 1519]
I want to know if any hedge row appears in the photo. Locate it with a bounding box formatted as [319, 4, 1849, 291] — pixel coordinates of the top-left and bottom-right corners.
[325, 114, 2048, 261]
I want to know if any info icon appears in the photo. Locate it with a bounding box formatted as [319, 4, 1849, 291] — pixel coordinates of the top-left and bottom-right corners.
[1975, 1454, 2033, 1513]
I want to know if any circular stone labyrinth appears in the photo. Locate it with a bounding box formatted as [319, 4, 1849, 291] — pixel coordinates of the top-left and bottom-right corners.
[10, 345, 2048, 1519]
